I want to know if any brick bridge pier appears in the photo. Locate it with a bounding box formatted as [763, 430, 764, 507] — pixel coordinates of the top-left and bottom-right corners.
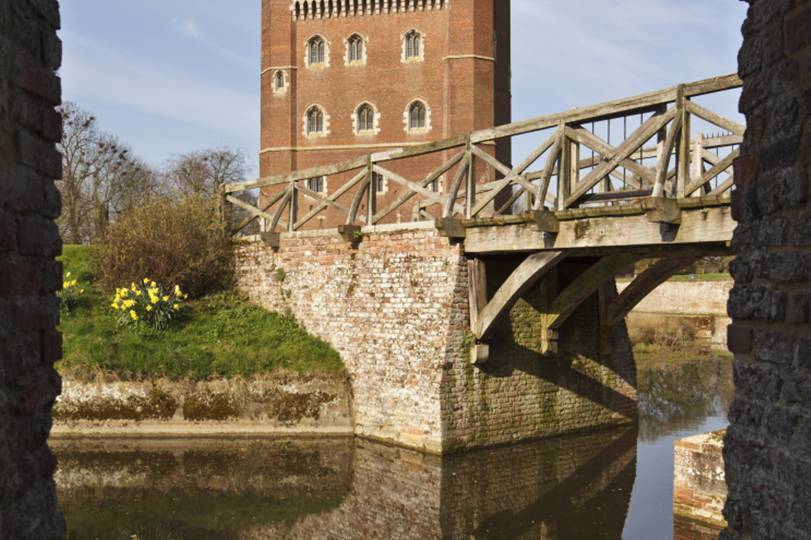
[231, 75, 741, 453]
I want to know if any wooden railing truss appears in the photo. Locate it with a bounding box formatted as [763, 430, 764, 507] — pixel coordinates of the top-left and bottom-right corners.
[225, 74, 743, 237]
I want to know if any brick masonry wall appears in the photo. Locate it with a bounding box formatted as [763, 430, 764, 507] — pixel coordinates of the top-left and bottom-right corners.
[0, 0, 66, 538]
[674, 431, 728, 530]
[235, 226, 637, 452]
[724, 0, 811, 538]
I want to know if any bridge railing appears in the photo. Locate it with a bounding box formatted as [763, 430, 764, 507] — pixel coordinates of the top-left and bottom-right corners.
[223, 73, 742, 236]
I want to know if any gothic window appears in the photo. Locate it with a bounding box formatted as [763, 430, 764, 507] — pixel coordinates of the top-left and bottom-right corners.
[408, 101, 427, 130]
[348, 34, 364, 63]
[373, 171, 386, 193]
[306, 106, 325, 134]
[308, 36, 326, 65]
[356, 103, 375, 133]
[273, 70, 285, 91]
[306, 176, 326, 193]
[405, 30, 422, 60]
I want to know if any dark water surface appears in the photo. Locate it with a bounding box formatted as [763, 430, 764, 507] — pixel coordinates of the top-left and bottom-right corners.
[54, 357, 733, 539]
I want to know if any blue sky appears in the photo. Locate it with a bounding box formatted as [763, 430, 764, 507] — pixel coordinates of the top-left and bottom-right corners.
[60, 1, 747, 177]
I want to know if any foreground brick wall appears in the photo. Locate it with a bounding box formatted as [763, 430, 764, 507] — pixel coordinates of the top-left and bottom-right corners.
[724, 0, 811, 538]
[0, 0, 65, 537]
[236, 226, 637, 452]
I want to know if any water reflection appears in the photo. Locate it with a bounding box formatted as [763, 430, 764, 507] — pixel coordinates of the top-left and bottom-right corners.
[54, 357, 732, 539]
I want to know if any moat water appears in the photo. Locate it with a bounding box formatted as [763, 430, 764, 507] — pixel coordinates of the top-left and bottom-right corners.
[54, 356, 733, 540]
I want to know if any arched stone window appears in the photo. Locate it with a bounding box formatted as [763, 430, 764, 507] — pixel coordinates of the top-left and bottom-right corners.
[356, 103, 375, 133]
[306, 106, 325, 135]
[307, 35, 326, 66]
[347, 34, 364, 63]
[404, 30, 422, 60]
[273, 70, 286, 93]
[408, 101, 427, 130]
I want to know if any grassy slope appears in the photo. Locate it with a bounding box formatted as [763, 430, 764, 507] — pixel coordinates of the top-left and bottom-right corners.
[58, 245, 344, 381]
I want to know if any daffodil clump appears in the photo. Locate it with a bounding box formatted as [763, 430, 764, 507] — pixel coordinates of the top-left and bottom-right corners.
[58, 272, 86, 314]
[111, 278, 188, 331]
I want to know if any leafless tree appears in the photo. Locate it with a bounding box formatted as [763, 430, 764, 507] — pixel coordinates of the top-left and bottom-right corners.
[57, 102, 162, 243]
[165, 147, 247, 199]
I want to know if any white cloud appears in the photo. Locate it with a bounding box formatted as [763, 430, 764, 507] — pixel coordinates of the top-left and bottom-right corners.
[172, 17, 255, 71]
[181, 20, 203, 40]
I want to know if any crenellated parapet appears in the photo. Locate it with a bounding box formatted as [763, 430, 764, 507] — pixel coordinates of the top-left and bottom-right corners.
[291, 0, 449, 21]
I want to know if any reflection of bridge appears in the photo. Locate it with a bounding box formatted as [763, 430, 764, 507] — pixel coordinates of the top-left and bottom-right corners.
[54, 431, 637, 539]
[229, 75, 742, 452]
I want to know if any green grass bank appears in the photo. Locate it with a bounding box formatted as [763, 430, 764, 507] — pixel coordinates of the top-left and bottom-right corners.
[58, 245, 344, 381]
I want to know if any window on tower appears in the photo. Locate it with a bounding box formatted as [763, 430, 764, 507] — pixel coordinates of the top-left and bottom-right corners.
[347, 34, 364, 63]
[404, 30, 422, 60]
[408, 101, 427, 131]
[306, 176, 326, 193]
[306, 106, 325, 135]
[307, 36, 326, 65]
[273, 70, 285, 91]
[356, 103, 375, 133]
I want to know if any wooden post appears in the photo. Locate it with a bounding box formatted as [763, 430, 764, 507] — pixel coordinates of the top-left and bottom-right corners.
[365, 155, 376, 225]
[654, 104, 668, 192]
[676, 85, 691, 198]
[288, 181, 298, 232]
[558, 124, 578, 210]
[464, 147, 475, 219]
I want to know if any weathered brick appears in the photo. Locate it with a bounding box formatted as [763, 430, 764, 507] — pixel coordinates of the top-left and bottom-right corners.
[728, 324, 753, 354]
[786, 291, 810, 323]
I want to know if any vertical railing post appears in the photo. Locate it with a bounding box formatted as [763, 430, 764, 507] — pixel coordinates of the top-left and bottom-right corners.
[464, 138, 474, 219]
[288, 180, 298, 232]
[365, 155, 376, 226]
[676, 84, 690, 198]
[558, 122, 577, 210]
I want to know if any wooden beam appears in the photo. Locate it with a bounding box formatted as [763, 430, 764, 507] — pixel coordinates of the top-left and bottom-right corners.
[463, 205, 734, 254]
[565, 126, 657, 187]
[270, 187, 292, 232]
[467, 258, 487, 333]
[228, 74, 741, 195]
[296, 168, 367, 229]
[606, 255, 700, 326]
[566, 108, 677, 207]
[684, 148, 739, 196]
[372, 150, 465, 223]
[652, 113, 682, 198]
[476, 251, 566, 340]
[539, 254, 640, 354]
[685, 100, 746, 136]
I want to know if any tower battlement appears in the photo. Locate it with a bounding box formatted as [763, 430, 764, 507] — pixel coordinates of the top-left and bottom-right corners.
[291, 0, 450, 21]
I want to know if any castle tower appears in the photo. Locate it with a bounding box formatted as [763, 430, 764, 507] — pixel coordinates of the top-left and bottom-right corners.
[261, 0, 511, 228]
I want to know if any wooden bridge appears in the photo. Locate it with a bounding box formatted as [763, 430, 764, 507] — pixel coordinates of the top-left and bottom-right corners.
[225, 73, 742, 363]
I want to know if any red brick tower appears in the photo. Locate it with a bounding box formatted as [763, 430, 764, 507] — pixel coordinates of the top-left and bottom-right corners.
[261, 0, 511, 228]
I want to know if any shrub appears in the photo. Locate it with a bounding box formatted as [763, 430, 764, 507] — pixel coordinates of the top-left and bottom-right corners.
[58, 272, 85, 314]
[95, 196, 233, 298]
[111, 278, 187, 332]
[629, 316, 698, 349]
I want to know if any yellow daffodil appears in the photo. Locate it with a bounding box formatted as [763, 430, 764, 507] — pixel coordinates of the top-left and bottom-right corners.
[65, 272, 72, 278]
[130, 310, 138, 320]
[162, 295, 170, 302]
[146, 305, 153, 312]
[173, 304, 180, 311]
[143, 278, 150, 284]
[111, 302, 118, 310]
